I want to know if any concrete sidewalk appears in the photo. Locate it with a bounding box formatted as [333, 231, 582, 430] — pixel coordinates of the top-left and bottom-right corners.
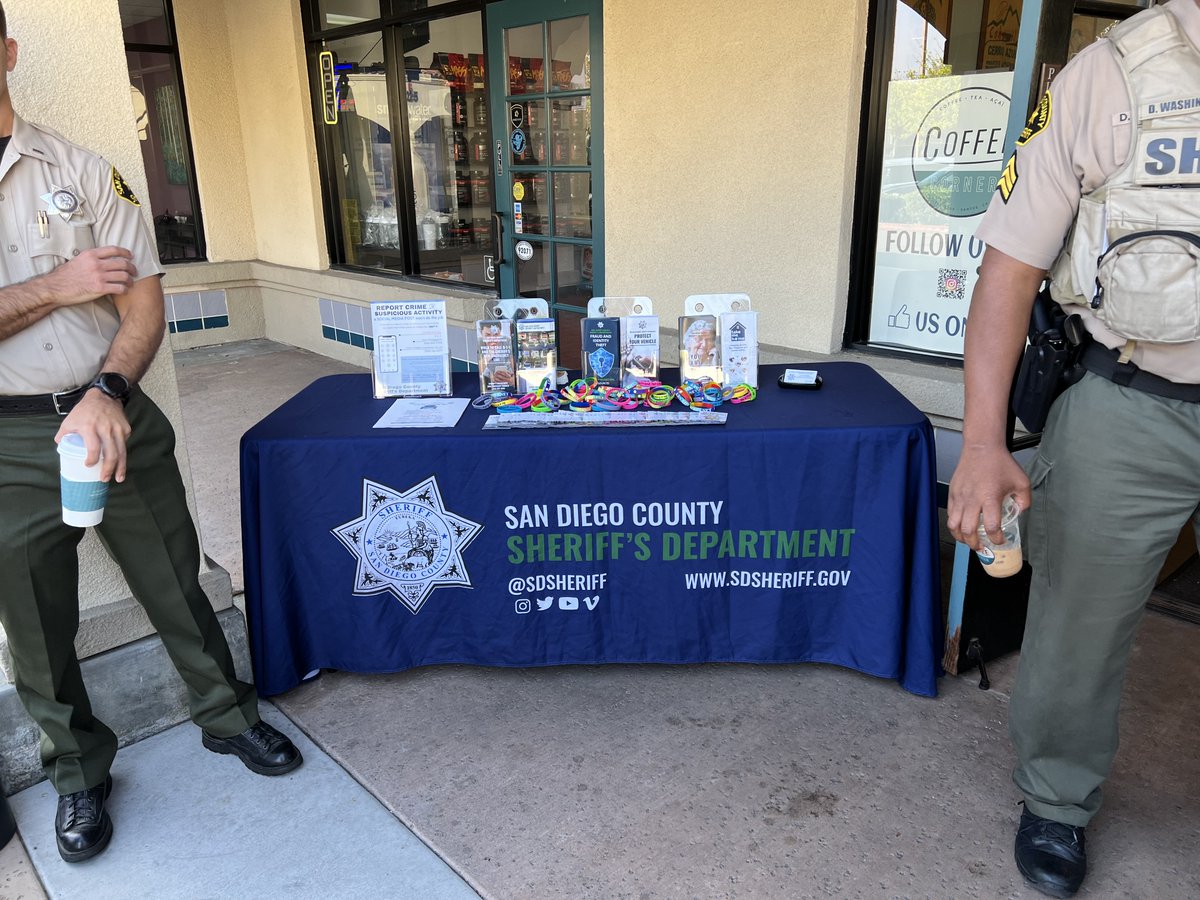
[7, 707, 478, 900]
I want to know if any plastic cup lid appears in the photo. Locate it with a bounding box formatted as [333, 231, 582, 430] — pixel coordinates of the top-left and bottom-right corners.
[58, 433, 87, 458]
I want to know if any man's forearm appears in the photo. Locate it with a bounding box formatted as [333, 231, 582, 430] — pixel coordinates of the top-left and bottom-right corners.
[0, 276, 58, 341]
[104, 275, 166, 384]
[0, 246, 138, 343]
[961, 248, 1046, 448]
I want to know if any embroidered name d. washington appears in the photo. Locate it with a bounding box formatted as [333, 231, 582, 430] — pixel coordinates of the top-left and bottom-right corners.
[332, 476, 482, 614]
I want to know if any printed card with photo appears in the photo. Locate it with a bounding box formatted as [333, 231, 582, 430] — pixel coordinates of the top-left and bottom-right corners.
[621, 315, 659, 387]
[515, 318, 558, 392]
[678, 314, 721, 384]
[476, 319, 517, 395]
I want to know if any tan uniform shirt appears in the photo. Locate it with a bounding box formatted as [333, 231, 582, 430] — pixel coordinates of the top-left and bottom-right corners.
[975, 0, 1200, 383]
[0, 114, 163, 395]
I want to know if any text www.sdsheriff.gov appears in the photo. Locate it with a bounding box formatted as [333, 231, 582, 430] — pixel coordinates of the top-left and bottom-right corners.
[685, 569, 852, 590]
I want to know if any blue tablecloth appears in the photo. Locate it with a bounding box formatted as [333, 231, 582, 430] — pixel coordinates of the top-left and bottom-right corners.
[241, 362, 942, 696]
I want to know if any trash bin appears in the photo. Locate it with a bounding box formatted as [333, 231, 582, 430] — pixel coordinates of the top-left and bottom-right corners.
[0, 781, 16, 849]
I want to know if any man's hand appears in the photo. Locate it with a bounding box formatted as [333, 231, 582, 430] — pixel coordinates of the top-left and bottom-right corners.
[55, 390, 131, 483]
[44, 247, 137, 306]
[947, 445, 1031, 550]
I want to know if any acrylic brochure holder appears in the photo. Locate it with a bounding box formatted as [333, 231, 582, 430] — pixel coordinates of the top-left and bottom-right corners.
[485, 298, 550, 320]
[683, 293, 751, 316]
[587, 296, 654, 317]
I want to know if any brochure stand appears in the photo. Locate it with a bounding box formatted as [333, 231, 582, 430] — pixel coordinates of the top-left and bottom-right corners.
[485, 298, 550, 321]
[682, 292, 751, 317]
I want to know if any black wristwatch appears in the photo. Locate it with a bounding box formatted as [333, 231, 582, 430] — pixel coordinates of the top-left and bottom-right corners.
[89, 371, 132, 406]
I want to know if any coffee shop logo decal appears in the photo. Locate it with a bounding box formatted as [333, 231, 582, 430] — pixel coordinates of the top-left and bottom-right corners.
[332, 476, 482, 614]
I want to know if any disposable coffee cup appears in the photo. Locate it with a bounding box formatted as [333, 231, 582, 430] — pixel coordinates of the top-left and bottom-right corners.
[58, 433, 108, 527]
[976, 495, 1021, 578]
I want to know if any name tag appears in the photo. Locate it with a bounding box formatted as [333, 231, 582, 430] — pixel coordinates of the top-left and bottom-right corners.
[1140, 97, 1200, 120]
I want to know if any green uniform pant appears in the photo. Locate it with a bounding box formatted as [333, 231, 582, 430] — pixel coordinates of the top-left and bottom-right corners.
[1013, 372, 1200, 827]
[0, 390, 258, 795]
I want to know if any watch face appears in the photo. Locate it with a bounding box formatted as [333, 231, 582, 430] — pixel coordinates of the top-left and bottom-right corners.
[96, 372, 131, 401]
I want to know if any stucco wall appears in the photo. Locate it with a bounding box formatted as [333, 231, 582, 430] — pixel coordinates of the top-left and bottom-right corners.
[175, 0, 325, 270]
[224, 0, 326, 270]
[2, 0, 217, 626]
[604, 1, 868, 354]
[172, 0, 258, 262]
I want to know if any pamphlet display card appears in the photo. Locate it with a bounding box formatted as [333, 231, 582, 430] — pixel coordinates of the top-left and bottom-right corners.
[370, 300, 451, 399]
[515, 318, 558, 392]
[720, 310, 759, 388]
[678, 314, 721, 384]
[621, 314, 659, 387]
[580, 316, 622, 387]
[476, 319, 517, 394]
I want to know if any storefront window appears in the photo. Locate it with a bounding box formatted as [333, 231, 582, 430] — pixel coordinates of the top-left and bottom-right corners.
[307, 2, 494, 286]
[323, 32, 397, 269]
[406, 12, 494, 284]
[859, 0, 1022, 357]
[120, 0, 205, 262]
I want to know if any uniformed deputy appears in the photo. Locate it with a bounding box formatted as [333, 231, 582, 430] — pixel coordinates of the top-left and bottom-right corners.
[0, 4, 301, 864]
[948, 1, 1200, 896]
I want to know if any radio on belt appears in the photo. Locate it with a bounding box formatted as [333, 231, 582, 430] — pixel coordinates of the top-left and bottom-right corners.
[778, 368, 822, 390]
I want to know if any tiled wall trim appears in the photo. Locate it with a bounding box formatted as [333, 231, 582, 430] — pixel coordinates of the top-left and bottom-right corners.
[166, 289, 229, 334]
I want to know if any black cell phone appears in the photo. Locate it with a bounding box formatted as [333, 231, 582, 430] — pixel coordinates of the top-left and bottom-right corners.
[778, 369, 822, 390]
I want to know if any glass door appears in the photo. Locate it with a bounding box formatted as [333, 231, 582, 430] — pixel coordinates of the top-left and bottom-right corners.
[487, 0, 603, 364]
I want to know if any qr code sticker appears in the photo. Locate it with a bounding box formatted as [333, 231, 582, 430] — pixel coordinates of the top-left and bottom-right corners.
[937, 268, 966, 300]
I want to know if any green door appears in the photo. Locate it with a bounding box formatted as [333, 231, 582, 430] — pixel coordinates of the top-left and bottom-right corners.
[487, 0, 603, 365]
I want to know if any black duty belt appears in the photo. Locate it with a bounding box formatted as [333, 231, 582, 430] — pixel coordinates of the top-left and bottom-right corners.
[0, 385, 90, 417]
[1080, 341, 1200, 402]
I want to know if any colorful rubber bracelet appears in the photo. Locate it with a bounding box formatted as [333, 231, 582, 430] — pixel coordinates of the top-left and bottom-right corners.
[645, 386, 674, 409]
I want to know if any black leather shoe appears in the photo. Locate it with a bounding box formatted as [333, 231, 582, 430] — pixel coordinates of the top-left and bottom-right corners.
[1014, 807, 1087, 898]
[55, 775, 113, 863]
[202, 721, 302, 776]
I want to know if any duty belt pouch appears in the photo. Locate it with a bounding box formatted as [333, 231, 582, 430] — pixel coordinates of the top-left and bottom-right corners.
[1011, 294, 1084, 434]
[1092, 229, 1200, 342]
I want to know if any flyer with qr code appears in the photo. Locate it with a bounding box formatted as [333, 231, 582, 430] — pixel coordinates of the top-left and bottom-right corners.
[370, 300, 451, 399]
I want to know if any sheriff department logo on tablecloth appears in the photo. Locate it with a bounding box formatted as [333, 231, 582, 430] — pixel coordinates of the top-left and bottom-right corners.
[332, 476, 482, 614]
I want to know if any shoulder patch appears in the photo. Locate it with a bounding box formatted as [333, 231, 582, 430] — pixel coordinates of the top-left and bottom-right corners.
[111, 166, 140, 206]
[997, 154, 1019, 202]
[1016, 92, 1051, 147]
